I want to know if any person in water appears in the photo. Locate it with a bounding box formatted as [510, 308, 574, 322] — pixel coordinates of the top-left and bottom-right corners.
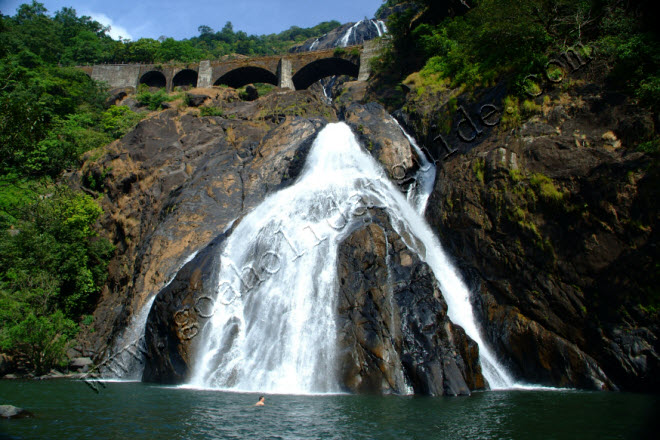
[255, 396, 265, 406]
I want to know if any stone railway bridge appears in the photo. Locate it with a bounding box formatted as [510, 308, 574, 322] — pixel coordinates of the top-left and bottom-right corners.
[80, 40, 382, 92]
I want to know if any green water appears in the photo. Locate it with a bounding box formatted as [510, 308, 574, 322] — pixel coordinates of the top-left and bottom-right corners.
[1, 380, 657, 439]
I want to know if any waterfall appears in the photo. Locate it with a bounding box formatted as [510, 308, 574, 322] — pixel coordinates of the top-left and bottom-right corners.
[371, 19, 388, 37]
[320, 76, 337, 104]
[338, 20, 363, 47]
[392, 119, 436, 214]
[188, 122, 514, 393]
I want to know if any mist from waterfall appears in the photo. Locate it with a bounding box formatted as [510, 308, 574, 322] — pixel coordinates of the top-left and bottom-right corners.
[187, 122, 514, 393]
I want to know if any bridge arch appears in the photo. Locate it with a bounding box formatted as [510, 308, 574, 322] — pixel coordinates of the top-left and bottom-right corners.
[173, 69, 198, 89]
[214, 66, 278, 89]
[292, 58, 359, 90]
[139, 71, 167, 88]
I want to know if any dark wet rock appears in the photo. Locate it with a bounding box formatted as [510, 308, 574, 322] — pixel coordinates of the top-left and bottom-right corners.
[0, 405, 33, 419]
[185, 93, 208, 107]
[244, 84, 258, 101]
[336, 208, 485, 395]
[142, 233, 226, 384]
[0, 353, 14, 376]
[106, 87, 134, 107]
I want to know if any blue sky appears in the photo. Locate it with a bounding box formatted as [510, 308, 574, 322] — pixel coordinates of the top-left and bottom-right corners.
[0, 0, 385, 41]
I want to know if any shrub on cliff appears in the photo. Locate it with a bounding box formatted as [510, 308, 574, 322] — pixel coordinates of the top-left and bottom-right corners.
[136, 87, 174, 111]
[380, 0, 659, 110]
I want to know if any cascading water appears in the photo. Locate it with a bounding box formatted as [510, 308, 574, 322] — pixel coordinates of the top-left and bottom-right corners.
[393, 119, 436, 214]
[101, 245, 205, 379]
[371, 19, 387, 37]
[338, 21, 363, 47]
[188, 122, 514, 393]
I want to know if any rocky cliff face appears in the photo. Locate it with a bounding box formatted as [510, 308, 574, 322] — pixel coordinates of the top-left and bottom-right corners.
[400, 61, 659, 391]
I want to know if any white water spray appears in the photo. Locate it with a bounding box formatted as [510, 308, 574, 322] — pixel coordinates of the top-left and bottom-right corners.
[339, 20, 363, 47]
[188, 123, 513, 393]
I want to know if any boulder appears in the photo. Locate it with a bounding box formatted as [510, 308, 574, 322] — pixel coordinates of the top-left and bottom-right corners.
[185, 93, 208, 107]
[0, 405, 33, 419]
[69, 357, 93, 372]
[244, 84, 258, 101]
[0, 353, 14, 376]
[105, 87, 134, 107]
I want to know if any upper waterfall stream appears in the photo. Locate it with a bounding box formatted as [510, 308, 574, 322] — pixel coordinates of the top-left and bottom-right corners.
[187, 122, 513, 393]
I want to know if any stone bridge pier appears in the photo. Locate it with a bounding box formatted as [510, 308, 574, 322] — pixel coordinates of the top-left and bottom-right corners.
[85, 40, 384, 92]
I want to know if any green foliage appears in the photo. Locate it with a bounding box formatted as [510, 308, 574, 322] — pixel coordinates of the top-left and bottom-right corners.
[333, 47, 347, 57]
[100, 106, 145, 138]
[199, 107, 225, 117]
[1, 310, 77, 375]
[500, 96, 521, 131]
[0, 58, 109, 177]
[1, 2, 341, 66]
[136, 87, 173, 110]
[637, 139, 660, 154]
[381, 0, 659, 99]
[529, 173, 564, 204]
[473, 159, 485, 184]
[0, 183, 114, 372]
[0, 5, 117, 367]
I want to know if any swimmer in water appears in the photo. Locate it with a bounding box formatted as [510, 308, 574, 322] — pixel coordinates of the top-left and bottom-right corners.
[255, 396, 265, 406]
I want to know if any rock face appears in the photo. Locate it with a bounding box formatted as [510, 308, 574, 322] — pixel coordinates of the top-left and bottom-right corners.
[418, 64, 659, 391]
[337, 208, 485, 395]
[344, 102, 419, 183]
[68, 357, 93, 373]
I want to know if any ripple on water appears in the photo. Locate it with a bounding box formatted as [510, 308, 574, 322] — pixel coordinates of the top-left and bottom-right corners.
[0, 380, 657, 440]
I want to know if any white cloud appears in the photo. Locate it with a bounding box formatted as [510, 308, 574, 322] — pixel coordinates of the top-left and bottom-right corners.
[88, 12, 134, 41]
